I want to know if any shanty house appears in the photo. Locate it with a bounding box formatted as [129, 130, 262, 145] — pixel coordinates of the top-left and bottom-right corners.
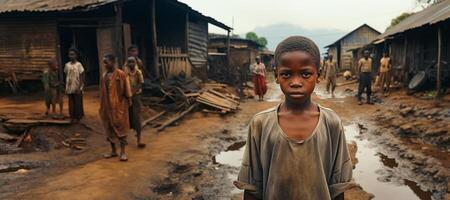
[326, 24, 380, 72]
[208, 37, 261, 83]
[0, 0, 231, 88]
[369, 0, 450, 90]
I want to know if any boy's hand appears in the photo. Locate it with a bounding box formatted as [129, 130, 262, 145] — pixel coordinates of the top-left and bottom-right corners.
[128, 98, 133, 106]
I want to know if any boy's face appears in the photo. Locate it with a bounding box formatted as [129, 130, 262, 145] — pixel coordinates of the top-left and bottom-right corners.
[68, 51, 77, 61]
[127, 59, 136, 69]
[128, 48, 139, 57]
[103, 58, 115, 71]
[49, 61, 58, 70]
[276, 51, 318, 103]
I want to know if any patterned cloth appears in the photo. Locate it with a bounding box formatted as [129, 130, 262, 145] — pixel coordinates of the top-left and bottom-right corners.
[124, 67, 144, 95]
[64, 61, 84, 94]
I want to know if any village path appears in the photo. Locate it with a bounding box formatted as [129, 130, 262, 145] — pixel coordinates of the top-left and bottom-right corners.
[3, 78, 444, 200]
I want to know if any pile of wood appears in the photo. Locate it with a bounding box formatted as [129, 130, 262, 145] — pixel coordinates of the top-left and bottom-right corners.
[197, 89, 239, 113]
[59, 133, 87, 151]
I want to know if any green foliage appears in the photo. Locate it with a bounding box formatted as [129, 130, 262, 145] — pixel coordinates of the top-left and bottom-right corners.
[245, 32, 267, 48]
[388, 12, 414, 29]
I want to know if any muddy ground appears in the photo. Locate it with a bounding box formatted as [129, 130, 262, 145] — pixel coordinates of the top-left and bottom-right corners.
[0, 78, 449, 200]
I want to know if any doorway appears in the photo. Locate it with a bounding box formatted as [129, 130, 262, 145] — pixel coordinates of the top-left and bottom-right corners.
[58, 27, 100, 85]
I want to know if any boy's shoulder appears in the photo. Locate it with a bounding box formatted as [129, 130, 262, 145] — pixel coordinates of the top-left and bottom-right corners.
[250, 106, 278, 124]
[318, 105, 343, 130]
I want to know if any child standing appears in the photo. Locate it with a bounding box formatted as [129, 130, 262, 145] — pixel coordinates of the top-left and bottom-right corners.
[323, 54, 339, 98]
[42, 59, 64, 117]
[100, 54, 132, 161]
[357, 50, 374, 105]
[252, 56, 267, 101]
[64, 48, 85, 123]
[235, 36, 353, 200]
[125, 57, 145, 148]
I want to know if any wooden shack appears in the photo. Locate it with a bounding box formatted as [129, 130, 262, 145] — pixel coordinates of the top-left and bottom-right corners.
[326, 24, 380, 72]
[208, 37, 262, 83]
[370, 0, 450, 90]
[0, 0, 231, 89]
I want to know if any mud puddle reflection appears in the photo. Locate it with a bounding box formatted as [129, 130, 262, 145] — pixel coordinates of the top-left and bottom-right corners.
[345, 124, 432, 200]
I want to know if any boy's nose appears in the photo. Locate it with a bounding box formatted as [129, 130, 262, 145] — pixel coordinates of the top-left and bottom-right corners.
[289, 77, 303, 87]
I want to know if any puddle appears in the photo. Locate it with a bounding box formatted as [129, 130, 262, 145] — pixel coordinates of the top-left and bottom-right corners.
[213, 141, 246, 168]
[345, 124, 432, 200]
[314, 88, 348, 99]
[265, 82, 284, 102]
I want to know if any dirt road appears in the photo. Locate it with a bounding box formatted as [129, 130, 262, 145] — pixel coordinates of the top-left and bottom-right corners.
[1, 79, 448, 200]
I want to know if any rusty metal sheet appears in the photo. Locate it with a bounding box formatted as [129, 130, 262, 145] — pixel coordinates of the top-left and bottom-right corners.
[0, 0, 115, 13]
[376, 0, 450, 40]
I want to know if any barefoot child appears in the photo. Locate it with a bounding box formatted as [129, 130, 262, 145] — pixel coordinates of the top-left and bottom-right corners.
[42, 59, 64, 116]
[100, 54, 132, 161]
[125, 57, 145, 148]
[252, 56, 267, 101]
[235, 36, 354, 200]
[64, 48, 85, 123]
[323, 54, 339, 98]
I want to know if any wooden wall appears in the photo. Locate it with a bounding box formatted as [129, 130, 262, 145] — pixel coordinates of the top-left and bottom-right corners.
[0, 20, 57, 80]
[340, 26, 380, 71]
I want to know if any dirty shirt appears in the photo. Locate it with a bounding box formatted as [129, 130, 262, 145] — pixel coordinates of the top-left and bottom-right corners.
[379, 57, 391, 73]
[42, 69, 63, 90]
[124, 67, 144, 95]
[99, 68, 132, 138]
[324, 60, 339, 78]
[235, 105, 354, 200]
[64, 61, 84, 94]
[358, 58, 372, 73]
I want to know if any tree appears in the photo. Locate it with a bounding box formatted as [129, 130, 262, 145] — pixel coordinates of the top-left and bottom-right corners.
[245, 32, 267, 48]
[388, 12, 414, 29]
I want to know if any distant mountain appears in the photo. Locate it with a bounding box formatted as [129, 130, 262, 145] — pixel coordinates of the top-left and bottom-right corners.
[244, 23, 347, 55]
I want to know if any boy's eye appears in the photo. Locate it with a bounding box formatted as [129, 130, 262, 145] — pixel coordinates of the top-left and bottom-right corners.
[301, 72, 312, 78]
[280, 72, 291, 78]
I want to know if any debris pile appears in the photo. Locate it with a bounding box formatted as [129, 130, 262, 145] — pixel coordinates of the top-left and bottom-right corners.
[141, 74, 240, 131]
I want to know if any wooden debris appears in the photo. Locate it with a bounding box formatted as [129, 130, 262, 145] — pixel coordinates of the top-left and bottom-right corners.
[141, 111, 167, 128]
[0, 132, 18, 142]
[157, 103, 199, 132]
[5, 119, 71, 125]
[196, 89, 239, 113]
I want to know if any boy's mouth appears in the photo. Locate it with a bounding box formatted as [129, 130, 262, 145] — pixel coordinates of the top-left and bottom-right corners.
[288, 92, 306, 98]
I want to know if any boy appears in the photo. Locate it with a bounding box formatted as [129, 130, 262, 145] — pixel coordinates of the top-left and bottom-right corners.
[323, 54, 339, 97]
[42, 59, 64, 116]
[235, 36, 353, 200]
[379, 52, 391, 96]
[357, 50, 374, 105]
[125, 57, 146, 148]
[100, 54, 132, 161]
[123, 45, 147, 77]
[252, 56, 267, 101]
[64, 48, 85, 123]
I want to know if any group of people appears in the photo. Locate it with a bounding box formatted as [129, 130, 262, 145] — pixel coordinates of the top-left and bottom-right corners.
[42, 45, 146, 162]
[321, 50, 392, 104]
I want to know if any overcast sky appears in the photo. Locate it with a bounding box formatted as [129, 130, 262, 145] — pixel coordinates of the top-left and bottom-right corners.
[180, 0, 423, 35]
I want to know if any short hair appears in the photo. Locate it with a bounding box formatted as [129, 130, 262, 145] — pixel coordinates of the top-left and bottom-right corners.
[68, 48, 79, 56]
[47, 58, 57, 66]
[104, 54, 116, 63]
[364, 50, 370, 54]
[274, 36, 321, 69]
[127, 45, 138, 52]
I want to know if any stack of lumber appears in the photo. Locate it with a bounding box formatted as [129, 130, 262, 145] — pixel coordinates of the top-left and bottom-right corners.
[197, 89, 239, 113]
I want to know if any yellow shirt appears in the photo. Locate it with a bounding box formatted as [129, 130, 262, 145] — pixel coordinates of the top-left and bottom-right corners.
[358, 58, 372, 73]
[379, 57, 390, 73]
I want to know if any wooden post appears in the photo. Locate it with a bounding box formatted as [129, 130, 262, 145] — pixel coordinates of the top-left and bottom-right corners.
[185, 13, 189, 53]
[151, 0, 159, 79]
[114, 1, 124, 64]
[402, 36, 408, 87]
[435, 26, 442, 100]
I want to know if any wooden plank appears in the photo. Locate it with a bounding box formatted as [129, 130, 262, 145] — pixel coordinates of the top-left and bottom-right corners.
[0, 132, 18, 141]
[5, 119, 71, 125]
[157, 103, 198, 132]
[141, 111, 167, 128]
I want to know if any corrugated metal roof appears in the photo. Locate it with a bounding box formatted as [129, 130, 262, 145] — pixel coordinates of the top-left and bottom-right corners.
[0, 0, 115, 13]
[0, 0, 231, 30]
[376, 0, 450, 40]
